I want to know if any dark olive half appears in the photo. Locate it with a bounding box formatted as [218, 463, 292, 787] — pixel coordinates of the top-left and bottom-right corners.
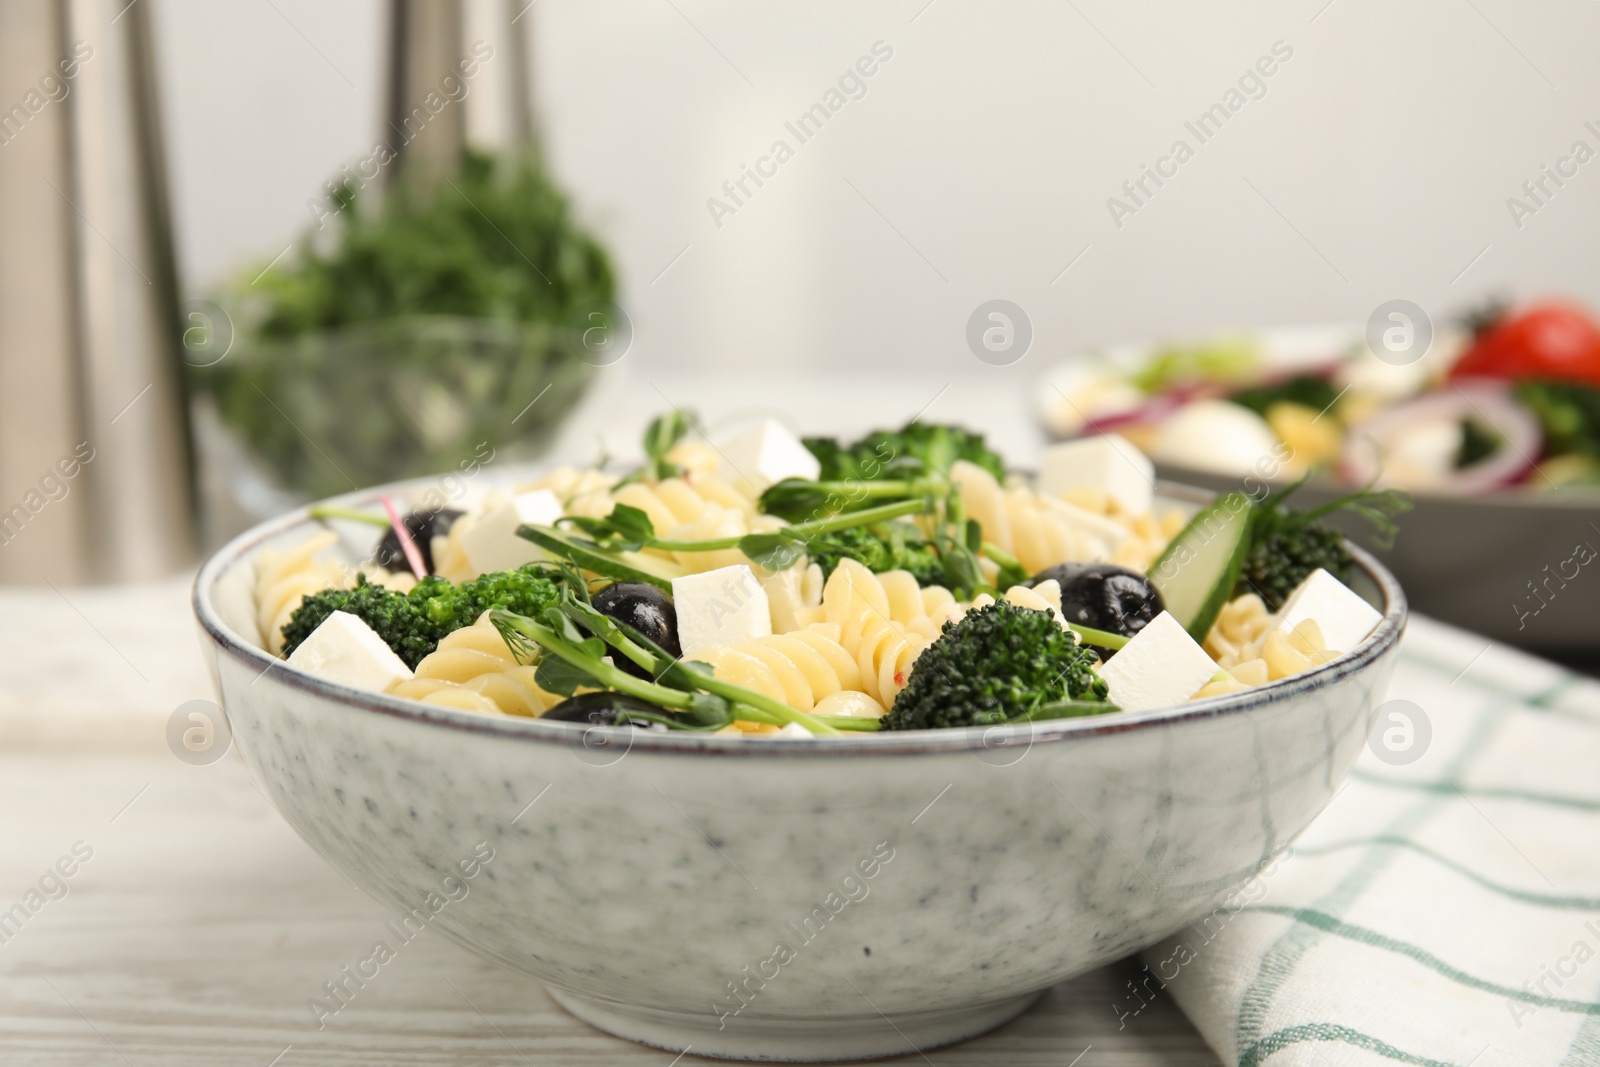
[375, 507, 464, 575]
[590, 582, 680, 678]
[1030, 562, 1165, 659]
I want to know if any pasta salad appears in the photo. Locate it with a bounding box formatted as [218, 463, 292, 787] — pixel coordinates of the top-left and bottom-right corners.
[256, 413, 1405, 736]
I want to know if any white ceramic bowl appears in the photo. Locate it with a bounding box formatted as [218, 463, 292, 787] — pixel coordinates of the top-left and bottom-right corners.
[192, 473, 1407, 1062]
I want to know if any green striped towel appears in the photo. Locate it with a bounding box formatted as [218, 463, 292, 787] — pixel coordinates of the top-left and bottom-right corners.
[1136, 614, 1600, 1067]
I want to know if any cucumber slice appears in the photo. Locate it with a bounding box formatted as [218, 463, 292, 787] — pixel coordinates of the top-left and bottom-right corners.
[1147, 492, 1253, 642]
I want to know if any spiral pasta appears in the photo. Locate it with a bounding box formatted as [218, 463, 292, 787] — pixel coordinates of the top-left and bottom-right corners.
[950, 461, 1134, 574]
[1194, 618, 1336, 699]
[255, 531, 348, 654]
[949, 460, 1186, 573]
[663, 439, 723, 481]
[387, 614, 562, 717]
[692, 624, 886, 718]
[813, 559, 969, 705]
[517, 465, 619, 519]
[429, 514, 478, 584]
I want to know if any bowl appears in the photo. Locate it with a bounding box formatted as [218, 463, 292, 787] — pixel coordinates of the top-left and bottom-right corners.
[1038, 324, 1600, 663]
[192, 472, 1407, 1062]
[192, 315, 595, 499]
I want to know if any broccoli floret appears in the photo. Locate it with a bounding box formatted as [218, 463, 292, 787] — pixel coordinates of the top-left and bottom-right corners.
[1237, 520, 1350, 613]
[882, 601, 1108, 730]
[805, 523, 944, 586]
[279, 575, 440, 668]
[1233, 482, 1410, 612]
[414, 568, 563, 632]
[803, 421, 1005, 482]
[280, 566, 562, 668]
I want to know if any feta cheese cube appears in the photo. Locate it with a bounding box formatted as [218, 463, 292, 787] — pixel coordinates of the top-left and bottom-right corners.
[286, 610, 413, 692]
[458, 489, 563, 576]
[1096, 610, 1218, 713]
[673, 564, 772, 656]
[1271, 568, 1381, 654]
[1038, 433, 1154, 516]
[716, 419, 821, 494]
[772, 722, 814, 739]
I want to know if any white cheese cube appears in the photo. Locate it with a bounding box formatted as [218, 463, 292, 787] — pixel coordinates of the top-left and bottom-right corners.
[1038, 433, 1154, 516]
[1096, 610, 1218, 713]
[716, 419, 821, 494]
[1271, 568, 1382, 654]
[673, 564, 772, 656]
[458, 489, 563, 576]
[286, 610, 413, 692]
[772, 722, 814, 740]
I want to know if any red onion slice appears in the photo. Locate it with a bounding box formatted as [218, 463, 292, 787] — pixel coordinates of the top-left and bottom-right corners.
[1340, 382, 1541, 493]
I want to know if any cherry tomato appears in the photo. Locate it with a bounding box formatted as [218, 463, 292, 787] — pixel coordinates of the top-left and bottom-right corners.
[1451, 301, 1600, 387]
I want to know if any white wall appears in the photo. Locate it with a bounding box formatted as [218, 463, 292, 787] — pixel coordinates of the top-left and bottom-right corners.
[153, 0, 1600, 380]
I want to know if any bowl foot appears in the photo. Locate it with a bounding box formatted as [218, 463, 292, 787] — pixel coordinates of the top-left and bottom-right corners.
[547, 986, 1043, 1062]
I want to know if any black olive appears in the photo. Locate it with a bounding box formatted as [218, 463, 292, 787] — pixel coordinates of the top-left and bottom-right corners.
[375, 508, 463, 575]
[590, 582, 681, 678]
[1030, 562, 1165, 659]
[541, 692, 673, 728]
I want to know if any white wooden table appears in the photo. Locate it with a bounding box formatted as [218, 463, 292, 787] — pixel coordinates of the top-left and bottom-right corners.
[0, 746, 1222, 1066]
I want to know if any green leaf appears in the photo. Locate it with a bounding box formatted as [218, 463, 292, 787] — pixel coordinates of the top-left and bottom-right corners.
[644, 410, 695, 479]
[536, 647, 603, 696]
[559, 503, 656, 549]
[737, 531, 807, 571]
[759, 478, 833, 521]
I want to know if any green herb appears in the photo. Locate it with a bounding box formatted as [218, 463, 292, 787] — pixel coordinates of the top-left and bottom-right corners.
[639, 410, 697, 482]
[193, 150, 615, 496]
[491, 592, 842, 734]
[800, 422, 1005, 485]
[1234, 478, 1411, 612]
[538, 498, 936, 577]
[246, 151, 612, 337]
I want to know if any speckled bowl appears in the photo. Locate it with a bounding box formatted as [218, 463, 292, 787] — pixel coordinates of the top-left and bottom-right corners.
[192, 474, 1406, 1062]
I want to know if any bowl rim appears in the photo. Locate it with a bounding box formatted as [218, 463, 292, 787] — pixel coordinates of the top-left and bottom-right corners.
[192, 469, 1409, 758]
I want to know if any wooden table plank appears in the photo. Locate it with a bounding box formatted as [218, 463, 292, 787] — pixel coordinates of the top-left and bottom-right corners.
[0, 749, 1221, 1066]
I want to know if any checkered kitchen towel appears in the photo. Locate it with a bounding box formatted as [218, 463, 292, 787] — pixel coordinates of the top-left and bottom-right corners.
[1138, 615, 1600, 1067]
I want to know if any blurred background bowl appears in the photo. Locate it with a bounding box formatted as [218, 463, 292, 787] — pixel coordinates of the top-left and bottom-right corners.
[195, 314, 595, 500]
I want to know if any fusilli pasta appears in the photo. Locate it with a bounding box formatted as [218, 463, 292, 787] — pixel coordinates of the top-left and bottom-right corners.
[950, 460, 1134, 574]
[814, 559, 970, 705]
[693, 624, 886, 717]
[1196, 594, 1341, 697]
[255, 530, 349, 654]
[517, 465, 619, 520]
[388, 614, 561, 717]
[253, 531, 416, 653]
